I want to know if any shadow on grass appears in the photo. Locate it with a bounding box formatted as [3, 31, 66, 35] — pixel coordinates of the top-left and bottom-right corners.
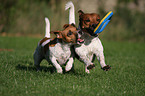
[15, 64, 87, 76]
[15, 64, 55, 73]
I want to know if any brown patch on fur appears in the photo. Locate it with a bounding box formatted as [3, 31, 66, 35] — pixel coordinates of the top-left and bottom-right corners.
[43, 38, 61, 53]
[79, 13, 100, 28]
[0, 49, 13, 52]
[78, 10, 100, 36]
[63, 23, 76, 29]
[48, 38, 59, 47]
[51, 24, 78, 44]
[61, 24, 78, 43]
[50, 31, 62, 39]
[39, 37, 50, 46]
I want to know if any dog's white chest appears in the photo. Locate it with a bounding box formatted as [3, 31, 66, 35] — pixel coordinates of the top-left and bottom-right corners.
[75, 37, 103, 55]
[49, 43, 71, 65]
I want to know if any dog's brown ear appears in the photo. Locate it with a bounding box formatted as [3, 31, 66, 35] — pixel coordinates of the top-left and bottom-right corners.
[78, 10, 84, 16]
[50, 31, 62, 38]
[63, 24, 70, 29]
[63, 23, 76, 29]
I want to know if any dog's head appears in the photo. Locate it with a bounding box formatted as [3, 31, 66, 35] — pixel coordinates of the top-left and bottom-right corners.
[51, 23, 84, 45]
[78, 10, 101, 36]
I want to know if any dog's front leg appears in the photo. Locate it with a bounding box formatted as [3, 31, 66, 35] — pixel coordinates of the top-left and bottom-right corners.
[65, 57, 74, 72]
[96, 51, 111, 71]
[79, 55, 95, 73]
[51, 56, 63, 74]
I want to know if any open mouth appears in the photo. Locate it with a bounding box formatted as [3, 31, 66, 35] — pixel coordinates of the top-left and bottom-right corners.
[77, 38, 84, 44]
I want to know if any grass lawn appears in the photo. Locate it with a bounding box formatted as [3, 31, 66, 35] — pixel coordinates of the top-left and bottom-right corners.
[0, 36, 144, 96]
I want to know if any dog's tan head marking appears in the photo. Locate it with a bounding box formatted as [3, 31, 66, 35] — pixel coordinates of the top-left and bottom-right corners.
[51, 23, 78, 44]
[78, 10, 100, 28]
[78, 10, 100, 36]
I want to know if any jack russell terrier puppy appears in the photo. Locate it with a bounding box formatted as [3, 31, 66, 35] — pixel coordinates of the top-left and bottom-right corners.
[65, 1, 111, 73]
[33, 17, 93, 73]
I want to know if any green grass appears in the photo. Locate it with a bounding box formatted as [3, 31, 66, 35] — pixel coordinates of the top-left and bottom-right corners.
[0, 36, 145, 96]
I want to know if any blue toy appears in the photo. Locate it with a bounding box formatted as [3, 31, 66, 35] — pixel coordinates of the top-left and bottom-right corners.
[94, 11, 113, 34]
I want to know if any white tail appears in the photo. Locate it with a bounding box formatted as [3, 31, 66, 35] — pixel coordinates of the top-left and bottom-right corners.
[45, 17, 50, 38]
[65, 1, 75, 24]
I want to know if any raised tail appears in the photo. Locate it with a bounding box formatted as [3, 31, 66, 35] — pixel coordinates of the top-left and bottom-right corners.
[65, 1, 75, 24]
[45, 17, 50, 38]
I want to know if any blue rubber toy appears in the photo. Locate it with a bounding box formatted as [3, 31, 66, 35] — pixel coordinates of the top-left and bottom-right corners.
[94, 11, 113, 34]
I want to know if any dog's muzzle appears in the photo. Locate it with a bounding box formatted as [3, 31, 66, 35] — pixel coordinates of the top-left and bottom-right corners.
[90, 24, 98, 31]
[76, 30, 84, 44]
[85, 24, 99, 36]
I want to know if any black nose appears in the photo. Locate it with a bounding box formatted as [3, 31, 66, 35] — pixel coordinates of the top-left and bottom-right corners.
[92, 24, 98, 28]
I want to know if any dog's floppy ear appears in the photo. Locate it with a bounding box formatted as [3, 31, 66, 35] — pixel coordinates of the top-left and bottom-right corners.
[50, 31, 62, 38]
[63, 24, 70, 29]
[78, 10, 84, 16]
[63, 23, 76, 29]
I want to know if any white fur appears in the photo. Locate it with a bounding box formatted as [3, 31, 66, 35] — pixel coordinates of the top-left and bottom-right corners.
[41, 39, 51, 47]
[34, 40, 74, 73]
[74, 35, 107, 73]
[66, 2, 108, 73]
[33, 18, 74, 73]
[45, 17, 50, 38]
[65, 57, 74, 71]
[65, 1, 75, 24]
[46, 42, 73, 73]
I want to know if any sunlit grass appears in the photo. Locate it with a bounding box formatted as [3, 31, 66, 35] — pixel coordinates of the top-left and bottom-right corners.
[0, 36, 144, 96]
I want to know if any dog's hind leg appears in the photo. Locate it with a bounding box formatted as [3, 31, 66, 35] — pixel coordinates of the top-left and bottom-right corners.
[33, 48, 44, 71]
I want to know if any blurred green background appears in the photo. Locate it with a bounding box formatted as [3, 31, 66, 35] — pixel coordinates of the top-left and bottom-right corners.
[0, 0, 145, 42]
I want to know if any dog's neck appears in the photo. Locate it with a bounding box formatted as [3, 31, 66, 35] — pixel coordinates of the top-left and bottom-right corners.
[78, 24, 98, 45]
[58, 40, 72, 51]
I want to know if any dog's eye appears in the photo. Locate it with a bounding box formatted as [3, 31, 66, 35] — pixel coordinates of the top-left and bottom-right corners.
[85, 19, 90, 22]
[67, 30, 72, 36]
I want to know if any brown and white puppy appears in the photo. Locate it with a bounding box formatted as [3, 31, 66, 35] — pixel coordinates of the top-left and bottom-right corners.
[33, 18, 86, 73]
[73, 10, 111, 73]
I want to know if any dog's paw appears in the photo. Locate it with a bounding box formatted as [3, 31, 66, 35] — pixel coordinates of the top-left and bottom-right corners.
[87, 64, 95, 70]
[85, 69, 90, 74]
[65, 64, 73, 72]
[57, 68, 63, 74]
[102, 65, 111, 71]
